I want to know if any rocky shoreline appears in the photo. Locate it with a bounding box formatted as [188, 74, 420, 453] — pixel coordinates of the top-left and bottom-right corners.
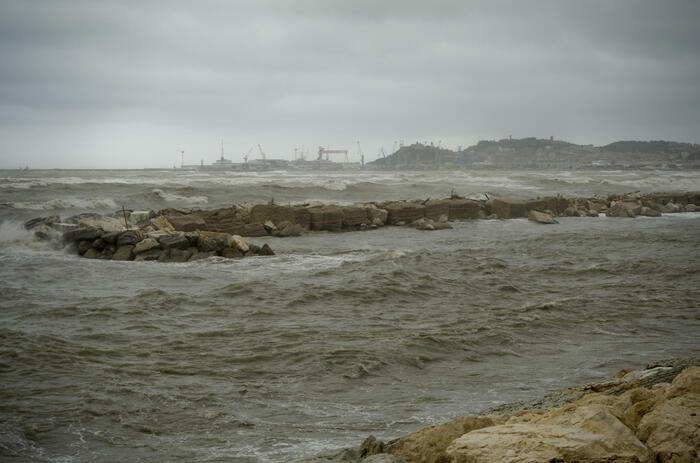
[21, 190, 700, 262]
[296, 358, 699, 463]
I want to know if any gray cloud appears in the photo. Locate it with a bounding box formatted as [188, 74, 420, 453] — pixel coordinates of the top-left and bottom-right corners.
[1, 0, 699, 168]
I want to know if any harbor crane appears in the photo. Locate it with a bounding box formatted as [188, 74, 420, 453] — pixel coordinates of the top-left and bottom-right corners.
[257, 144, 267, 162]
[317, 146, 349, 161]
[244, 147, 253, 164]
[176, 149, 184, 168]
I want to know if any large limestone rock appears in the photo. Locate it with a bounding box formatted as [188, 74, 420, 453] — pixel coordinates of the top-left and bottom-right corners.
[157, 234, 190, 250]
[111, 245, 135, 261]
[364, 455, 405, 463]
[341, 206, 368, 228]
[150, 216, 174, 232]
[448, 199, 482, 220]
[24, 215, 60, 230]
[79, 216, 128, 232]
[636, 367, 700, 462]
[63, 227, 102, 243]
[229, 235, 250, 253]
[387, 416, 500, 463]
[490, 198, 528, 219]
[250, 204, 296, 225]
[528, 209, 558, 224]
[424, 200, 451, 221]
[133, 237, 159, 254]
[167, 214, 207, 232]
[272, 220, 303, 237]
[606, 202, 635, 218]
[383, 201, 425, 225]
[447, 404, 651, 463]
[365, 205, 389, 225]
[116, 230, 143, 247]
[309, 206, 344, 231]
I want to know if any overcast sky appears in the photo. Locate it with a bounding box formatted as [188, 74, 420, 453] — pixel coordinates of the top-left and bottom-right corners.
[1, 0, 699, 168]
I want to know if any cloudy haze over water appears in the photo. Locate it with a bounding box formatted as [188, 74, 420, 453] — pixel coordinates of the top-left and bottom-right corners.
[1, 0, 699, 169]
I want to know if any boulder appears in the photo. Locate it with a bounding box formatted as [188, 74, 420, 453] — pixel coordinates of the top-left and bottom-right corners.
[232, 222, 268, 237]
[150, 216, 174, 232]
[257, 243, 275, 256]
[220, 248, 243, 259]
[662, 202, 682, 213]
[167, 214, 207, 232]
[117, 230, 144, 247]
[359, 435, 384, 458]
[383, 201, 426, 225]
[424, 200, 451, 221]
[230, 235, 250, 253]
[167, 248, 193, 262]
[447, 404, 651, 463]
[134, 249, 162, 261]
[263, 220, 277, 232]
[77, 240, 93, 255]
[665, 366, 700, 399]
[272, 220, 303, 237]
[33, 224, 58, 241]
[637, 393, 699, 462]
[528, 210, 558, 224]
[309, 206, 344, 231]
[50, 222, 78, 232]
[189, 251, 218, 261]
[293, 449, 360, 463]
[197, 235, 226, 253]
[24, 215, 60, 230]
[448, 199, 482, 220]
[250, 204, 296, 225]
[292, 206, 312, 229]
[100, 231, 120, 244]
[540, 196, 570, 215]
[639, 206, 662, 217]
[607, 202, 635, 218]
[413, 218, 452, 231]
[684, 204, 699, 212]
[341, 206, 368, 228]
[79, 216, 127, 233]
[563, 206, 581, 217]
[364, 205, 389, 224]
[129, 210, 154, 224]
[158, 234, 190, 250]
[133, 238, 159, 254]
[111, 245, 135, 261]
[63, 227, 102, 243]
[83, 248, 101, 259]
[387, 416, 499, 463]
[490, 198, 528, 219]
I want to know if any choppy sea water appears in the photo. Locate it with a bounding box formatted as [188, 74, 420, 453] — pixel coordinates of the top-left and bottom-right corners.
[0, 169, 699, 462]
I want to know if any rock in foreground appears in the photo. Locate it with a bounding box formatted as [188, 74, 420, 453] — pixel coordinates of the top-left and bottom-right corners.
[296, 359, 699, 463]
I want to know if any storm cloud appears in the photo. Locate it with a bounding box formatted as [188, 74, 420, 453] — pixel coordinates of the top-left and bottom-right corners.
[1, 0, 699, 168]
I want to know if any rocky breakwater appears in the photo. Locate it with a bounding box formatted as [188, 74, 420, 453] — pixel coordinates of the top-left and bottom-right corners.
[23, 211, 274, 262]
[295, 358, 700, 463]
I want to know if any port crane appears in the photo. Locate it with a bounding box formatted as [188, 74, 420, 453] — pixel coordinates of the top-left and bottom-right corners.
[317, 146, 349, 161]
[258, 144, 267, 162]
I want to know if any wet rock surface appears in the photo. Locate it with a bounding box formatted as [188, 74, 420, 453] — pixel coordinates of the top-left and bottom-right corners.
[295, 358, 699, 463]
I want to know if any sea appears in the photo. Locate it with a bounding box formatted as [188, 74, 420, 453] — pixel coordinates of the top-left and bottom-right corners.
[0, 168, 699, 462]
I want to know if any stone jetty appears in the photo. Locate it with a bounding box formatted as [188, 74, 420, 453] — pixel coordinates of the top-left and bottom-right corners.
[23, 191, 700, 262]
[295, 358, 700, 463]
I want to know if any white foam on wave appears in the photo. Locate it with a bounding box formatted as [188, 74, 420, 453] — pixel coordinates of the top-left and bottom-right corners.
[151, 188, 208, 205]
[3, 197, 119, 211]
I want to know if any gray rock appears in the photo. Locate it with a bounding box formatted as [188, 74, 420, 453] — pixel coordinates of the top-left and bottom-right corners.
[24, 215, 60, 230]
[83, 248, 101, 259]
[189, 251, 217, 261]
[111, 245, 134, 261]
[257, 243, 275, 256]
[117, 230, 143, 247]
[528, 209, 558, 224]
[133, 237, 159, 254]
[158, 234, 190, 250]
[684, 204, 699, 212]
[33, 224, 58, 241]
[77, 240, 93, 255]
[101, 231, 120, 244]
[134, 249, 162, 261]
[639, 206, 662, 217]
[293, 448, 360, 463]
[359, 435, 384, 458]
[197, 236, 225, 253]
[220, 248, 243, 259]
[63, 227, 102, 243]
[167, 248, 192, 262]
[50, 222, 77, 232]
